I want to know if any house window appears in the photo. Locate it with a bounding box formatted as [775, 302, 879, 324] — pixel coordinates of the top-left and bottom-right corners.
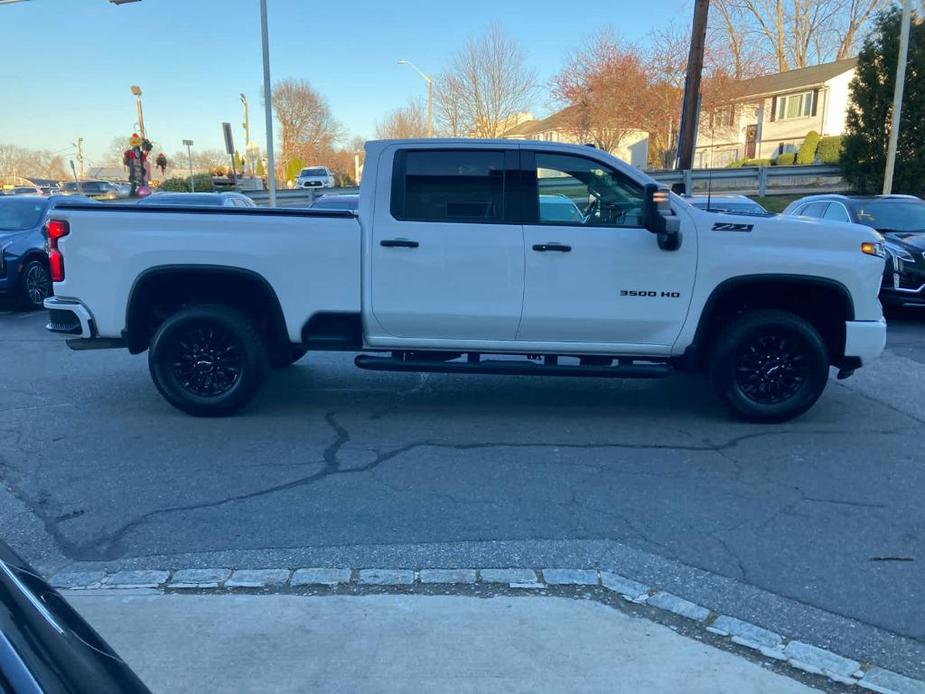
[776, 91, 815, 120]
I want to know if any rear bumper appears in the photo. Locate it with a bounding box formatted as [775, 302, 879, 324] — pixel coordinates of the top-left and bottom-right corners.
[843, 318, 887, 365]
[44, 296, 93, 337]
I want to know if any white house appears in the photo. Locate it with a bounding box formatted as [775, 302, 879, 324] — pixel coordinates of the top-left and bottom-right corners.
[503, 107, 650, 169]
[695, 57, 857, 167]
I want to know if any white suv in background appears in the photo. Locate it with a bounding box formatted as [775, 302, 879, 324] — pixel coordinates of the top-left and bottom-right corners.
[296, 166, 335, 189]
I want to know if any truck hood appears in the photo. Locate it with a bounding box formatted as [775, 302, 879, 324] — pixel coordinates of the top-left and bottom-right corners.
[689, 207, 882, 247]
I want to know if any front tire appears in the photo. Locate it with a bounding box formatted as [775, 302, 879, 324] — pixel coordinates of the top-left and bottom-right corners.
[709, 310, 829, 423]
[18, 259, 52, 311]
[148, 304, 269, 417]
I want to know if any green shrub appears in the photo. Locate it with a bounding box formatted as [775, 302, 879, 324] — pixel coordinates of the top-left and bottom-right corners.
[797, 131, 821, 164]
[816, 135, 843, 164]
[157, 174, 215, 192]
[775, 152, 797, 166]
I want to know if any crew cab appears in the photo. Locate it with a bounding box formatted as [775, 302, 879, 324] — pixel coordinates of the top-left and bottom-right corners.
[43, 140, 887, 422]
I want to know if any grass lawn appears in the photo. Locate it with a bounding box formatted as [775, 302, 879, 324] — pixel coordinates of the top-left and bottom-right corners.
[749, 195, 802, 213]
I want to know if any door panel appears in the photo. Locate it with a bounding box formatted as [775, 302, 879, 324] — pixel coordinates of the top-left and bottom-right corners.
[369, 148, 525, 341]
[518, 151, 697, 347]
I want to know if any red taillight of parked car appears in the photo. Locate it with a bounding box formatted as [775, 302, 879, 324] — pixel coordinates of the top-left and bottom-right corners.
[46, 219, 69, 282]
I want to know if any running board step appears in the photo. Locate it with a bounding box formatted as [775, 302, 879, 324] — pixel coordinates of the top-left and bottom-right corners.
[354, 355, 671, 379]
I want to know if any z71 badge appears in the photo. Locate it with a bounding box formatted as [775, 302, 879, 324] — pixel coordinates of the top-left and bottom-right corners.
[712, 222, 754, 232]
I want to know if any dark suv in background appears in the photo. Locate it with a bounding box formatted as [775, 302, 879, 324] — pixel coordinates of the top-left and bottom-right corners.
[782, 194, 925, 309]
[0, 195, 94, 310]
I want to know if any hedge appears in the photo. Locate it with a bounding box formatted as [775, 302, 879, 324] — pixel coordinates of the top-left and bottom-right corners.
[775, 152, 797, 166]
[797, 130, 821, 164]
[726, 158, 773, 168]
[816, 136, 843, 164]
[157, 174, 215, 192]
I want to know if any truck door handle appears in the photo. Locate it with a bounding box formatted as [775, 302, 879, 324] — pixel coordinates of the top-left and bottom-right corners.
[532, 243, 571, 252]
[380, 239, 419, 248]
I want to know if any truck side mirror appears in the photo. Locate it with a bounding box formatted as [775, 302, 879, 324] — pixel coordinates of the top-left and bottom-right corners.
[641, 183, 682, 251]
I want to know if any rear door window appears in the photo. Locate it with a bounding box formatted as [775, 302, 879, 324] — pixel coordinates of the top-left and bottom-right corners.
[391, 150, 507, 223]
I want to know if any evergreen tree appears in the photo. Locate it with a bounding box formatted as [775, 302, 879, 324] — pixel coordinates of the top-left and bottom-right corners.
[842, 7, 924, 195]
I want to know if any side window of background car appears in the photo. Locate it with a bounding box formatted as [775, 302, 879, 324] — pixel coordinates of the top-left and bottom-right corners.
[391, 149, 507, 223]
[822, 202, 850, 222]
[533, 152, 644, 227]
[799, 201, 829, 218]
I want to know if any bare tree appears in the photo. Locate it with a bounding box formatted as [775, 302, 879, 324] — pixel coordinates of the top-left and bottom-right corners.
[170, 148, 228, 172]
[438, 24, 536, 137]
[375, 100, 428, 139]
[434, 73, 467, 137]
[271, 78, 343, 162]
[714, 0, 885, 72]
[552, 31, 652, 153]
[0, 144, 69, 180]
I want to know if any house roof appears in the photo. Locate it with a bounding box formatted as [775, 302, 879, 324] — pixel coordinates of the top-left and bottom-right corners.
[734, 57, 857, 99]
[503, 106, 583, 137]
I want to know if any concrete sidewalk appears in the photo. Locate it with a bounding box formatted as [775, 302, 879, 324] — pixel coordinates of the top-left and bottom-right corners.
[67, 592, 814, 694]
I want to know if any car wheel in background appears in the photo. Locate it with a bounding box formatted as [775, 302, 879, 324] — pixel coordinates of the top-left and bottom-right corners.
[709, 309, 829, 423]
[148, 304, 269, 417]
[18, 259, 52, 311]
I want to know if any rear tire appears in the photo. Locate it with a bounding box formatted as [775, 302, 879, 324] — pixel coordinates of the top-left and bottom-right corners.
[709, 309, 829, 423]
[148, 304, 269, 417]
[18, 259, 52, 311]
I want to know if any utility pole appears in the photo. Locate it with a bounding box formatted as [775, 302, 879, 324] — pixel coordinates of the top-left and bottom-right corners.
[883, 0, 912, 195]
[675, 0, 710, 183]
[73, 137, 85, 179]
[240, 93, 250, 175]
[259, 0, 277, 206]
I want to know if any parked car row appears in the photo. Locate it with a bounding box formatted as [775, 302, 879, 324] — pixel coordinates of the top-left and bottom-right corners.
[0, 195, 95, 309]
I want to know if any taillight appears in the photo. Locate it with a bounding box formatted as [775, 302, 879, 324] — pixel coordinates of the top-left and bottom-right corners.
[46, 219, 69, 282]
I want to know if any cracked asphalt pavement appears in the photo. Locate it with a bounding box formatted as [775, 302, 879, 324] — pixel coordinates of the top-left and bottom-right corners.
[1, 307, 924, 678]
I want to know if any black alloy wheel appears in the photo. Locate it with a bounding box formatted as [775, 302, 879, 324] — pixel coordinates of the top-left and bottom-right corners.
[20, 260, 52, 310]
[733, 333, 809, 405]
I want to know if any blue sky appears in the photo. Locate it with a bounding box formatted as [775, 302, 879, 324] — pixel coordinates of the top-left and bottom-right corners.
[1, 0, 688, 164]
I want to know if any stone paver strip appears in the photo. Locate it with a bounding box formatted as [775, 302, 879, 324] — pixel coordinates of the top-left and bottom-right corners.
[50, 570, 108, 589]
[646, 591, 710, 622]
[291, 568, 352, 586]
[226, 569, 291, 588]
[478, 569, 538, 585]
[357, 569, 415, 586]
[542, 569, 599, 586]
[600, 572, 650, 602]
[169, 568, 231, 588]
[784, 641, 861, 682]
[858, 667, 925, 694]
[106, 570, 170, 589]
[419, 569, 477, 584]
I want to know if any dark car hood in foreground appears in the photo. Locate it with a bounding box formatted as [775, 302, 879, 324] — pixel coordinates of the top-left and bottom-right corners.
[0, 541, 150, 693]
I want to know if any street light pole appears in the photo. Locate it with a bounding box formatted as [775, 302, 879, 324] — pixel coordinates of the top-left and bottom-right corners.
[130, 85, 145, 140]
[398, 59, 433, 137]
[259, 0, 276, 206]
[883, 0, 912, 195]
[183, 139, 194, 192]
[240, 93, 250, 175]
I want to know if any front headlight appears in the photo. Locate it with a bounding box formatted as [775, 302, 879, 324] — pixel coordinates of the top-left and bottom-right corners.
[861, 241, 886, 258]
[884, 241, 915, 262]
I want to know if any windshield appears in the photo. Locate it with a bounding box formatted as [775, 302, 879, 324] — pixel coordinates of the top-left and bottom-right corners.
[0, 198, 47, 230]
[301, 168, 327, 177]
[854, 200, 925, 232]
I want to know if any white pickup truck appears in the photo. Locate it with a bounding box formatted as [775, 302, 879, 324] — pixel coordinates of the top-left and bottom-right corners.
[44, 139, 887, 422]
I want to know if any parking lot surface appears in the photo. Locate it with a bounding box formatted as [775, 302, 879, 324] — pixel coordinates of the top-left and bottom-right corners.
[1, 306, 924, 677]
